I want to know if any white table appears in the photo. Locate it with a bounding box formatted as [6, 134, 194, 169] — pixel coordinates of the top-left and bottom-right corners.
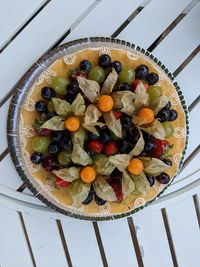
[0, 0, 200, 266]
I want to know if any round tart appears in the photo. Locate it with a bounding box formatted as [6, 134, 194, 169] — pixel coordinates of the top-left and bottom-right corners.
[7, 38, 189, 220]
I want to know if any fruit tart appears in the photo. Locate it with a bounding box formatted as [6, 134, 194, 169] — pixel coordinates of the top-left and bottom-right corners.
[8, 38, 188, 220]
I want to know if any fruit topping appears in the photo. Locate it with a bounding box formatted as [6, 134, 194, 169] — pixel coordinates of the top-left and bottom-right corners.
[135, 64, 149, 80]
[41, 156, 56, 172]
[110, 60, 122, 73]
[138, 108, 154, 124]
[98, 54, 111, 69]
[146, 72, 159, 85]
[119, 68, 135, 85]
[41, 87, 55, 100]
[65, 116, 80, 132]
[32, 136, 50, 153]
[98, 95, 114, 112]
[168, 109, 178, 121]
[146, 175, 155, 187]
[147, 86, 162, 101]
[80, 166, 96, 183]
[104, 141, 118, 156]
[55, 176, 70, 187]
[79, 60, 91, 73]
[128, 158, 144, 175]
[88, 140, 103, 154]
[156, 172, 170, 184]
[35, 100, 47, 113]
[118, 82, 131, 91]
[89, 66, 105, 83]
[52, 76, 69, 95]
[162, 121, 174, 137]
[113, 111, 122, 120]
[30, 152, 44, 164]
[156, 108, 170, 122]
[48, 141, 61, 155]
[132, 79, 148, 92]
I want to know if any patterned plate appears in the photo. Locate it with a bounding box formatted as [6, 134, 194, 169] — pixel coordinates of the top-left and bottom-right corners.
[7, 37, 189, 221]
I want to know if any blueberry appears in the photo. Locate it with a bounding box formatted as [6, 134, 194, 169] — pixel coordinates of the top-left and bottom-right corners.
[48, 142, 61, 155]
[41, 87, 55, 100]
[35, 100, 47, 113]
[30, 152, 44, 164]
[156, 108, 170, 122]
[163, 159, 172, 166]
[61, 137, 72, 151]
[142, 131, 152, 141]
[79, 60, 91, 73]
[121, 116, 133, 129]
[146, 175, 155, 187]
[85, 147, 95, 158]
[127, 126, 140, 142]
[118, 140, 132, 153]
[135, 64, 149, 80]
[67, 83, 80, 95]
[146, 72, 159, 85]
[99, 132, 111, 144]
[111, 168, 122, 182]
[144, 139, 155, 151]
[110, 61, 122, 73]
[95, 195, 107, 205]
[168, 109, 178, 121]
[46, 112, 57, 120]
[82, 192, 93, 205]
[65, 93, 75, 104]
[98, 54, 111, 69]
[118, 83, 131, 91]
[88, 132, 99, 140]
[52, 131, 64, 142]
[156, 172, 170, 184]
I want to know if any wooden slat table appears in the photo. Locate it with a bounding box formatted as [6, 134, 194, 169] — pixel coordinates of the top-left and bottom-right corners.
[0, 1, 200, 266]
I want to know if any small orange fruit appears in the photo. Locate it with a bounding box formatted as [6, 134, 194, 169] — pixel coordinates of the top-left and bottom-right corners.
[138, 108, 154, 124]
[128, 159, 144, 175]
[80, 166, 96, 183]
[65, 116, 80, 132]
[98, 95, 114, 112]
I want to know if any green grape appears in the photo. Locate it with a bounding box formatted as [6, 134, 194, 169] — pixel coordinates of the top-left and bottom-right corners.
[47, 100, 55, 112]
[162, 122, 174, 137]
[32, 136, 50, 153]
[57, 150, 72, 167]
[119, 68, 135, 84]
[147, 86, 162, 102]
[52, 76, 69, 95]
[104, 67, 111, 77]
[93, 153, 107, 162]
[88, 66, 105, 83]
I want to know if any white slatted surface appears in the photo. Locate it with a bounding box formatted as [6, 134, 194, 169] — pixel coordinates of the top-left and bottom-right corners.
[0, 1, 200, 267]
[0, 207, 33, 267]
[0, 0, 45, 48]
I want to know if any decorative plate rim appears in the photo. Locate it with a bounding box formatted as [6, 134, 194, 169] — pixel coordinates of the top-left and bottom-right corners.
[7, 37, 189, 221]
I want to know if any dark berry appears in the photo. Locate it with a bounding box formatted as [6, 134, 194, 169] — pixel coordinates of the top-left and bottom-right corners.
[82, 186, 94, 205]
[41, 87, 55, 100]
[118, 140, 132, 153]
[113, 111, 122, 120]
[88, 140, 103, 154]
[88, 132, 99, 140]
[61, 137, 72, 151]
[146, 72, 159, 85]
[156, 108, 170, 122]
[52, 131, 64, 142]
[85, 148, 95, 158]
[146, 175, 155, 187]
[30, 152, 44, 164]
[67, 83, 80, 95]
[144, 139, 155, 152]
[99, 132, 111, 144]
[142, 131, 152, 141]
[95, 195, 107, 205]
[79, 60, 91, 73]
[127, 126, 140, 142]
[135, 64, 149, 80]
[168, 109, 178, 121]
[111, 169, 122, 182]
[65, 93, 75, 104]
[156, 172, 170, 184]
[48, 142, 61, 155]
[118, 83, 131, 91]
[35, 101, 47, 113]
[41, 156, 56, 172]
[121, 116, 133, 129]
[110, 61, 122, 73]
[98, 54, 111, 69]
[163, 159, 172, 166]
[104, 141, 118, 156]
[37, 128, 52, 136]
[46, 112, 57, 120]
